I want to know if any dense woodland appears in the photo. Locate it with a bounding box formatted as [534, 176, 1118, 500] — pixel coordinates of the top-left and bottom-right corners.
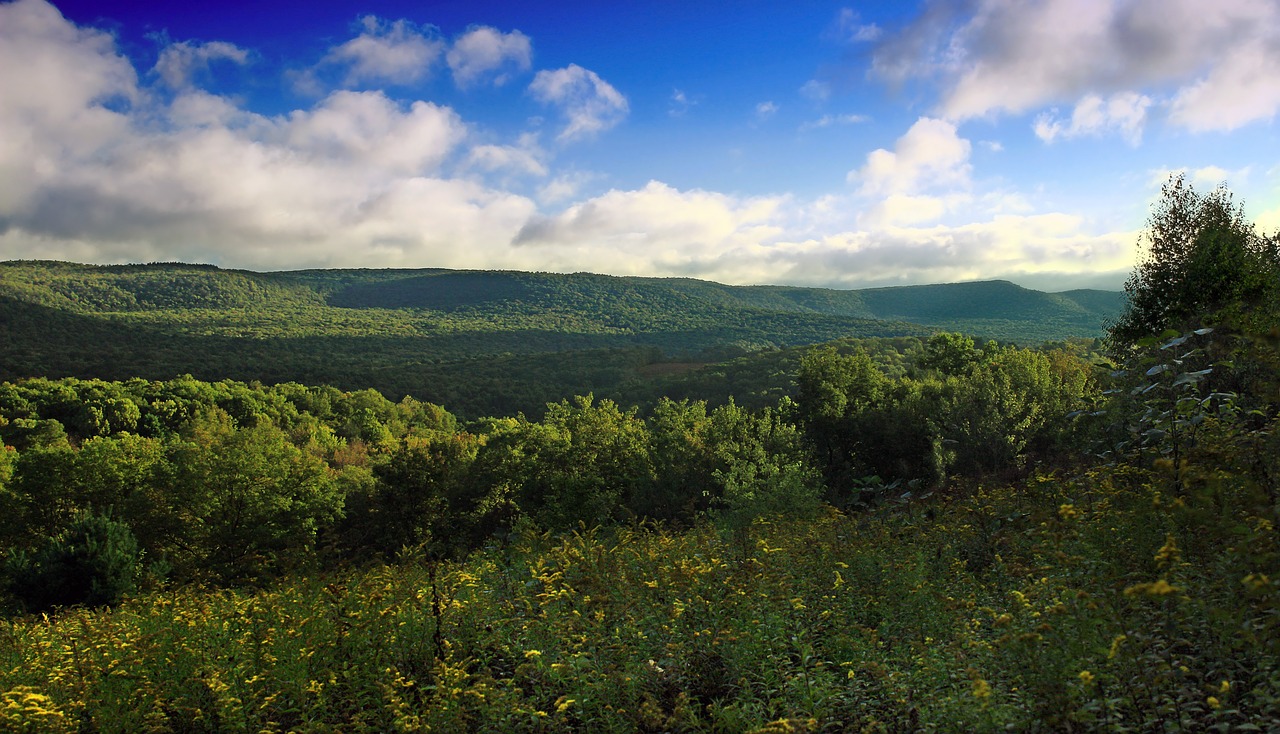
[0, 261, 1119, 418]
[0, 175, 1278, 731]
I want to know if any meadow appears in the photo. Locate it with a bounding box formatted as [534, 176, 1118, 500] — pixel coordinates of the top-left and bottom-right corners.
[2, 450, 1276, 731]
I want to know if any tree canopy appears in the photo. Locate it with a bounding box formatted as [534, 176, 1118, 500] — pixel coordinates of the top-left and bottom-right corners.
[1109, 174, 1280, 348]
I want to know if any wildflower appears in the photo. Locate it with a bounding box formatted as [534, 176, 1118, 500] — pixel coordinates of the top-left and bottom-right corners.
[1219, 680, 1231, 694]
[1108, 634, 1127, 659]
[1078, 670, 1094, 685]
[1123, 579, 1178, 596]
[1058, 503, 1079, 520]
[1243, 573, 1271, 592]
[1154, 534, 1180, 568]
[972, 678, 992, 700]
[1207, 696, 1221, 710]
[524, 649, 542, 659]
[833, 571, 845, 589]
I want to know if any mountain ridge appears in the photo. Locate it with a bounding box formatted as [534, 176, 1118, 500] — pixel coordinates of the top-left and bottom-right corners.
[0, 260, 1124, 416]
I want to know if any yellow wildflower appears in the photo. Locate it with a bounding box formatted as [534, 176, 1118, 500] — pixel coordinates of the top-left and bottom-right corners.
[1124, 579, 1178, 596]
[1219, 680, 1230, 694]
[1154, 534, 1180, 568]
[1078, 671, 1094, 685]
[972, 678, 991, 700]
[1207, 696, 1221, 710]
[524, 649, 542, 659]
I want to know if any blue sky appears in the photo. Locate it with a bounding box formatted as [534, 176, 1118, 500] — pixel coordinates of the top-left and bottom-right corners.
[2, 0, 1278, 290]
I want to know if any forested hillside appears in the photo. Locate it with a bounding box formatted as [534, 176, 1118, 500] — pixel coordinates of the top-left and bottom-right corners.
[0, 261, 1119, 417]
[0, 177, 1276, 731]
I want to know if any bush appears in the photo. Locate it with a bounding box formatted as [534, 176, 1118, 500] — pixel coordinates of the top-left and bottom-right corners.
[4, 511, 139, 611]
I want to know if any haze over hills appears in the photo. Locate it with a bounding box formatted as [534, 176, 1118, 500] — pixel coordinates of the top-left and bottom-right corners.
[0, 260, 1123, 416]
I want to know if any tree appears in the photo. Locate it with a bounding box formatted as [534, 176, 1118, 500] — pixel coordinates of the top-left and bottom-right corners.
[919, 332, 979, 376]
[3, 511, 140, 611]
[1108, 174, 1279, 348]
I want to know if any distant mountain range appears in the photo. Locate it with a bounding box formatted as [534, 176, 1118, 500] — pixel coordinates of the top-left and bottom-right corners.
[0, 261, 1124, 416]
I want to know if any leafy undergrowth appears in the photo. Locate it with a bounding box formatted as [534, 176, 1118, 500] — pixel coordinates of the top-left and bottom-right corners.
[1, 454, 1277, 732]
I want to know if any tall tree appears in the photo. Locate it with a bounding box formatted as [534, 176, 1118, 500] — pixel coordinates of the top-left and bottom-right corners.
[1108, 174, 1279, 348]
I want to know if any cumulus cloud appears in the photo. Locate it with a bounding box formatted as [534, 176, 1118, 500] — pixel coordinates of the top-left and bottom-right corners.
[0, 0, 1142, 291]
[528, 64, 628, 141]
[322, 16, 443, 87]
[765, 215, 1135, 290]
[512, 181, 788, 277]
[755, 101, 778, 120]
[153, 40, 248, 89]
[848, 117, 971, 197]
[504, 178, 1133, 289]
[466, 132, 547, 177]
[1034, 92, 1152, 145]
[0, 0, 537, 270]
[446, 26, 532, 87]
[873, 0, 1280, 132]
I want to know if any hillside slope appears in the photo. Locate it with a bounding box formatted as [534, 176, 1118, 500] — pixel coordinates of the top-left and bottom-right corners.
[0, 261, 1121, 416]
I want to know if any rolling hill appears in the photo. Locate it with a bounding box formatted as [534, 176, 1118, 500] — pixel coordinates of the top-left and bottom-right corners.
[0, 261, 1122, 416]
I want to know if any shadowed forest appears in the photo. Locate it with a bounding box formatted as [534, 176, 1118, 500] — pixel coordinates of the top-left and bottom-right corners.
[0, 175, 1278, 731]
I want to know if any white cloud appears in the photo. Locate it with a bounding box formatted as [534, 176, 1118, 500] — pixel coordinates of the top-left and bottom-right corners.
[528, 64, 628, 141]
[512, 181, 788, 278]
[0, 0, 1144, 292]
[0, 0, 137, 215]
[874, 0, 1280, 132]
[281, 90, 466, 175]
[536, 171, 599, 205]
[323, 16, 443, 87]
[1257, 203, 1280, 235]
[799, 79, 831, 103]
[830, 8, 882, 43]
[153, 40, 248, 89]
[669, 89, 697, 117]
[1034, 92, 1152, 145]
[755, 101, 778, 120]
[1169, 38, 1280, 132]
[466, 132, 547, 177]
[799, 113, 868, 132]
[1148, 165, 1252, 191]
[446, 26, 532, 88]
[848, 117, 971, 197]
[0, 1, 537, 270]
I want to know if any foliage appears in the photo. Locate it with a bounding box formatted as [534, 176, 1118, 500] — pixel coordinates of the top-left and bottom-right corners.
[1108, 173, 1280, 348]
[1, 261, 1119, 418]
[3, 511, 139, 611]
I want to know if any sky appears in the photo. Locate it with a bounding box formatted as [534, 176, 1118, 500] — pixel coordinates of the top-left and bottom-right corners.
[1, 0, 1278, 291]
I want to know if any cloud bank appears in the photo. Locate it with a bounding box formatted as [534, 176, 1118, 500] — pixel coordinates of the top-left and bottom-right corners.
[16, 0, 1266, 292]
[873, 0, 1280, 135]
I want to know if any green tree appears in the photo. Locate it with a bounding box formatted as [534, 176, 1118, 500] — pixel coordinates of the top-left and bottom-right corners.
[919, 332, 979, 376]
[1109, 174, 1279, 348]
[167, 412, 341, 582]
[641, 398, 716, 524]
[3, 511, 140, 611]
[795, 346, 888, 497]
[357, 431, 479, 558]
[706, 399, 820, 537]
